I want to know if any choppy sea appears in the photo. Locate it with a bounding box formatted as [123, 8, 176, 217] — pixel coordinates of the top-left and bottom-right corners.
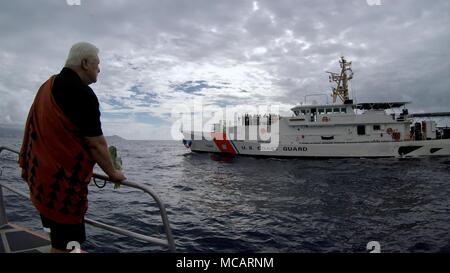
[1, 136, 450, 253]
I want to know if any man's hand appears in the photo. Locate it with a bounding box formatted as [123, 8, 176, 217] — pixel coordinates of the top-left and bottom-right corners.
[109, 169, 126, 182]
[84, 135, 127, 182]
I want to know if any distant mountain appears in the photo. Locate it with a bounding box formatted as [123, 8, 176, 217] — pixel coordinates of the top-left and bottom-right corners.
[0, 126, 127, 142]
[106, 135, 128, 142]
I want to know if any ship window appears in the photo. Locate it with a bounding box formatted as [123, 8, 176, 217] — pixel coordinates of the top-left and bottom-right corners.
[357, 125, 366, 135]
[326, 108, 332, 114]
[318, 108, 325, 114]
[373, 125, 381, 131]
[341, 108, 347, 113]
[333, 108, 340, 113]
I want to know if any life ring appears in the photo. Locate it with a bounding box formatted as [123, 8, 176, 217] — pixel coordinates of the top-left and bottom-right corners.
[322, 116, 330, 122]
[386, 128, 393, 135]
[392, 132, 401, 141]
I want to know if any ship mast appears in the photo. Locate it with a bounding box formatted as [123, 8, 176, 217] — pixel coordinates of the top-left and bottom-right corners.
[326, 56, 353, 103]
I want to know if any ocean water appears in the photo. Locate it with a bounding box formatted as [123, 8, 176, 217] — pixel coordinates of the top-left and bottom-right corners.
[1, 136, 450, 253]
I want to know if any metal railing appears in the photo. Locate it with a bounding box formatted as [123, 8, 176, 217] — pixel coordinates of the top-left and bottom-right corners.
[0, 146, 175, 252]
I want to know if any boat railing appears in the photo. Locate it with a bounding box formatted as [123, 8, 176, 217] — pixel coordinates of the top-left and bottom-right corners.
[0, 146, 175, 252]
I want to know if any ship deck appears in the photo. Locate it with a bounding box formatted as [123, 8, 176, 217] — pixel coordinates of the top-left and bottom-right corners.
[0, 223, 51, 253]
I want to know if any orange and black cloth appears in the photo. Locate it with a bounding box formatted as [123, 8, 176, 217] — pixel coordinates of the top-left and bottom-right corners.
[19, 71, 101, 224]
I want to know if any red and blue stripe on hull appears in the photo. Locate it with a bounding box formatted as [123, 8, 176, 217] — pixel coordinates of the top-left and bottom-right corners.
[210, 132, 239, 154]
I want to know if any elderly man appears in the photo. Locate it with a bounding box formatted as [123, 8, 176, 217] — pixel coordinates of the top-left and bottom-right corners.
[19, 42, 126, 252]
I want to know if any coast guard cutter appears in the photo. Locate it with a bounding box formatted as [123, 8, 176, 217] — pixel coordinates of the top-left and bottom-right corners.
[182, 57, 450, 158]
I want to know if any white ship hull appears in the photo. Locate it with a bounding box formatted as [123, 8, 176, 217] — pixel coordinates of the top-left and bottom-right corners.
[183, 133, 450, 158]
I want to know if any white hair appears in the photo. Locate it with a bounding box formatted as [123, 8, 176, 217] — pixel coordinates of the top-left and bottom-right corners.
[64, 42, 99, 67]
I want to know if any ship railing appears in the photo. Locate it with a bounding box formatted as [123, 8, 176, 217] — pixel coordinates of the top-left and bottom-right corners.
[0, 146, 175, 252]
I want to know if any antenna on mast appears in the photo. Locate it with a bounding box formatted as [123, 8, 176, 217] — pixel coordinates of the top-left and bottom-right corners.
[326, 56, 353, 103]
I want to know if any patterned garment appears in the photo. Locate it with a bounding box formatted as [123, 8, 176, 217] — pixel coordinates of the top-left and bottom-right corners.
[19, 76, 95, 224]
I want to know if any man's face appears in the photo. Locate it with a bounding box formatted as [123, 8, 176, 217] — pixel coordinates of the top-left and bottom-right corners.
[83, 55, 100, 85]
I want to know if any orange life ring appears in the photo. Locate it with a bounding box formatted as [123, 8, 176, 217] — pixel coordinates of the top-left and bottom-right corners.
[322, 116, 330, 122]
[386, 128, 393, 135]
[392, 132, 401, 141]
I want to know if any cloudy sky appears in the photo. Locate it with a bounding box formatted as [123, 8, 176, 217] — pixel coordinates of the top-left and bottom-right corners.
[1, 0, 449, 139]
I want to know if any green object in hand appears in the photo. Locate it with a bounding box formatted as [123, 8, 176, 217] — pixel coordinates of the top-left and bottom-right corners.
[109, 146, 122, 189]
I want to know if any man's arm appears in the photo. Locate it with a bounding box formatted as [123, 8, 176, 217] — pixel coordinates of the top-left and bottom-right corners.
[84, 135, 126, 182]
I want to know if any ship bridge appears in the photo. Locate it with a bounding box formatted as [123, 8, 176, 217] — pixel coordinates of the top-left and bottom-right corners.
[291, 101, 411, 118]
[291, 103, 355, 117]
